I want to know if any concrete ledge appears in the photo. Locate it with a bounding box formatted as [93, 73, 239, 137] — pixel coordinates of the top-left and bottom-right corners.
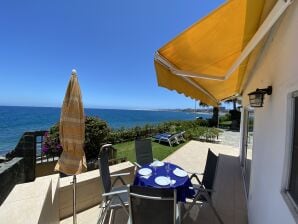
[36, 174, 60, 223]
[0, 178, 54, 224]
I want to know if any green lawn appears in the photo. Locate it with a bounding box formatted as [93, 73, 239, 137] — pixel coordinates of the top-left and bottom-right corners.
[114, 140, 188, 162]
[220, 120, 232, 125]
[219, 120, 232, 129]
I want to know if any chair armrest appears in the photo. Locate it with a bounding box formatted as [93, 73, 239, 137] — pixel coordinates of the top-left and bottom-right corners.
[110, 172, 130, 177]
[190, 186, 215, 193]
[189, 186, 215, 194]
[190, 173, 203, 185]
[102, 189, 127, 197]
[134, 162, 142, 168]
[187, 171, 204, 175]
[202, 188, 215, 193]
[111, 173, 130, 186]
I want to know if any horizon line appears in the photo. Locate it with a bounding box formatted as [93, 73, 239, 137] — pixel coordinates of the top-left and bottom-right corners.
[0, 104, 218, 111]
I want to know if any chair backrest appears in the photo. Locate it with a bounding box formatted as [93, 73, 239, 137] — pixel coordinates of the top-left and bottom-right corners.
[135, 139, 153, 166]
[98, 144, 112, 193]
[128, 185, 177, 224]
[202, 148, 218, 192]
[178, 131, 185, 139]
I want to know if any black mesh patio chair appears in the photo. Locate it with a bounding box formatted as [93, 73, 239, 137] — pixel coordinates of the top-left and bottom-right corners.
[128, 185, 179, 224]
[184, 148, 224, 224]
[98, 144, 130, 224]
[134, 139, 153, 167]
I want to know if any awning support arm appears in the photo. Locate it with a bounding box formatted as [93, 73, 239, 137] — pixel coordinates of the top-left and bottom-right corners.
[155, 0, 293, 81]
[180, 76, 220, 105]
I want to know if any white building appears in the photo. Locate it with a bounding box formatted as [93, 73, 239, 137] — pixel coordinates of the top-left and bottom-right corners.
[154, 0, 298, 223]
[240, 0, 298, 223]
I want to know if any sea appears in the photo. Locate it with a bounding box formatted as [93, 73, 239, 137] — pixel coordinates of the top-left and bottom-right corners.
[0, 106, 211, 156]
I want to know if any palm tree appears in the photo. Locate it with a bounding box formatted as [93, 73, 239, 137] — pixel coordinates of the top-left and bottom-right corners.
[199, 101, 219, 127]
[212, 106, 219, 127]
[226, 98, 241, 130]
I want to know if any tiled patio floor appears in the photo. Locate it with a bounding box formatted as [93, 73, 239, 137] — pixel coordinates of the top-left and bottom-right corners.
[61, 140, 247, 224]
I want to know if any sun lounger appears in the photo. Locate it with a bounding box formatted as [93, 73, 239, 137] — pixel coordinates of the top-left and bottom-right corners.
[175, 131, 186, 143]
[153, 131, 185, 147]
[153, 133, 172, 141]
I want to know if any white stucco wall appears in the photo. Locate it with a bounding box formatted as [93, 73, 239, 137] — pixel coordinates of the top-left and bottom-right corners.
[240, 1, 298, 223]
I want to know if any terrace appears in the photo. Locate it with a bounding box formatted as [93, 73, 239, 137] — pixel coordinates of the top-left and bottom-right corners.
[0, 140, 247, 224]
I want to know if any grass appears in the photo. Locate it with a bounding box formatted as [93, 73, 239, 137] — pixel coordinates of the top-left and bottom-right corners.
[219, 120, 232, 129]
[220, 121, 232, 125]
[114, 140, 188, 162]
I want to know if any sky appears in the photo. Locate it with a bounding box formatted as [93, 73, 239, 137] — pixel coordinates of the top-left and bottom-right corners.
[0, 0, 226, 110]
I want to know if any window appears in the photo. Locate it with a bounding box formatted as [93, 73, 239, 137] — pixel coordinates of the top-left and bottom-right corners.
[241, 108, 254, 197]
[288, 93, 298, 205]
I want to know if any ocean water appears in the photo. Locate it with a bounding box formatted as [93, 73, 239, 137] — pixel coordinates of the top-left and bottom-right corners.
[0, 106, 211, 155]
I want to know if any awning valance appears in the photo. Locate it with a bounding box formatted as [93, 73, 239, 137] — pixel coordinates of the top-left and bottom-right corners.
[154, 0, 292, 106]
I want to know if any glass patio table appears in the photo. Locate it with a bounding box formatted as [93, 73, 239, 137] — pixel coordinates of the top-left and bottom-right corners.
[133, 162, 195, 202]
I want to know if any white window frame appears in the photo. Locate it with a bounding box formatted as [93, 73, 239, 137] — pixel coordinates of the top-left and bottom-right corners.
[282, 90, 298, 218]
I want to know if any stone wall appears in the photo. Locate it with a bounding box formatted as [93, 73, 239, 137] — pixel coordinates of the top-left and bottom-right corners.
[36, 161, 58, 177]
[8, 131, 47, 182]
[0, 162, 135, 223]
[0, 157, 25, 205]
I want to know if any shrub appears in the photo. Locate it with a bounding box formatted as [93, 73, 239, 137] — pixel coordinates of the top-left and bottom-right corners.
[185, 126, 222, 141]
[219, 113, 231, 122]
[42, 125, 62, 156]
[42, 116, 109, 161]
[106, 119, 212, 144]
[43, 117, 219, 160]
[84, 116, 109, 160]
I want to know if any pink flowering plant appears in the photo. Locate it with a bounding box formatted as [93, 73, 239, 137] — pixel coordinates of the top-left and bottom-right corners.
[42, 125, 62, 156]
[42, 116, 109, 160]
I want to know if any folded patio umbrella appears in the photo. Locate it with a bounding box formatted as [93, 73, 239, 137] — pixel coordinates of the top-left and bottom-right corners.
[55, 69, 87, 175]
[55, 69, 86, 224]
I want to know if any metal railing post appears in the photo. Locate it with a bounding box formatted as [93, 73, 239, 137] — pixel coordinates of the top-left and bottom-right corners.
[73, 175, 77, 224]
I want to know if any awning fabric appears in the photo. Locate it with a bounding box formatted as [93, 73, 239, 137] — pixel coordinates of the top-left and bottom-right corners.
[155, 0, 277, 106]
[55, 70, 87, 175]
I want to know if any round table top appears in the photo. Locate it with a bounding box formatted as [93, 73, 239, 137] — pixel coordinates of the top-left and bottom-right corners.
[135, 162, 189, 189]
[134, 162, 195, 202]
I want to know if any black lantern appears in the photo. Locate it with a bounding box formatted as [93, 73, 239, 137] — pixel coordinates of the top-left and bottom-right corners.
[248, 86, 272, 107]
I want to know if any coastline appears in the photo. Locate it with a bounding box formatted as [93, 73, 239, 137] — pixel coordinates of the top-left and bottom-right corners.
[0, 106, 212, 155]
[0, 105, 216, 114]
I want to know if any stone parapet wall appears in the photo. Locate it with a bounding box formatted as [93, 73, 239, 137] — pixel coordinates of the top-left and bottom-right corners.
[0, 157, 25, 205]
[0, 161, 135, 223]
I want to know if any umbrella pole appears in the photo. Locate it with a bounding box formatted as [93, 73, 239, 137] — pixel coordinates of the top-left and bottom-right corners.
[73, 175, 77, 224]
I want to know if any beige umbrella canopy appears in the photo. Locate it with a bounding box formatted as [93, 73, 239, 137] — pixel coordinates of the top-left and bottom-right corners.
[55, 69, 87, 175]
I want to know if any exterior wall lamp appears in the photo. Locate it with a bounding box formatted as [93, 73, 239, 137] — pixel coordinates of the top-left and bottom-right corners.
[248, 86, 272, 108]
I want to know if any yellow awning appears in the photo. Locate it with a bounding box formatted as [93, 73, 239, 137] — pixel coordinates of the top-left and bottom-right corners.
[155, 0, 279, 106]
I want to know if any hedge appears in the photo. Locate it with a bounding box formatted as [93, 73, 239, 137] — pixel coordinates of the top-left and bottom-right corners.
[42, 116, 221, 161]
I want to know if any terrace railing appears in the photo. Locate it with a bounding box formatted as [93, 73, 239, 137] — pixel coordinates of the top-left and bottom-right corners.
[35, 131, 61, 164]
[5, 130, 55, 181]
[6, 130, 128, 180]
